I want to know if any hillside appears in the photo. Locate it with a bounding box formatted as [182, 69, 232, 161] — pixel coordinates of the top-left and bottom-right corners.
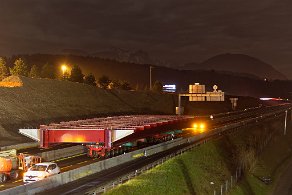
[0, 76, 176, 147]
[6, 54, 292, 98]
[184, 54, 286, 80]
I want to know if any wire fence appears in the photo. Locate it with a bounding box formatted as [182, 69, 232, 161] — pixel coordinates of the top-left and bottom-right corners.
[211, 167, 243, 195]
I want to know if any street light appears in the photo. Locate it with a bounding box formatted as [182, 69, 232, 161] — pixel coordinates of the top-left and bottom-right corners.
[149, 66, 153, 90]
[284, 110, 288, 135]
[61, 64, 68, 78]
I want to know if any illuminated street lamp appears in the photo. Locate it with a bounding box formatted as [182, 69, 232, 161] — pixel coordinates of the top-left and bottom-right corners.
[61, 65, 67, 75]
[61, 64, 68, 78]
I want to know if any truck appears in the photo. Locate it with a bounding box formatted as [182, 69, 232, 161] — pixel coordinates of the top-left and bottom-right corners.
[0, 149, 42, 183]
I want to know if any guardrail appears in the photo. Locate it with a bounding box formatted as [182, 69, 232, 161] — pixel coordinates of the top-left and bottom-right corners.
[0, 149, 17, 157]
[38, 145, 87, 161]
[0, 107, 290, 195]
[0, 142, 39, 151]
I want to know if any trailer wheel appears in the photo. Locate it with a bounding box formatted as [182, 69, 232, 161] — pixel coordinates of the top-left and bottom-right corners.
[92, 150, 97, 157]
[86, 149, 91, 157]
[105, 151, 110, 158]
[110, 150, 115, 157]
[0, 173, 7, 183]
[10, 170, 20, 180]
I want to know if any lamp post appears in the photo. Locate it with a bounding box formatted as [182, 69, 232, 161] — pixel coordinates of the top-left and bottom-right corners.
[284, 110, 288, 135]
[61, 64, 67, 79]
[149, 66, 153, 90]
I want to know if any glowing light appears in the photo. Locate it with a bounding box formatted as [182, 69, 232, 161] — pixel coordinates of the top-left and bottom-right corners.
[75, 136, 85, 142]
[61, 133, 73, 142]
[200, 123, 205, 129]
[260, 97, 283, 101]
[61, 64, 68, 75]
[193, 123, 198, 129]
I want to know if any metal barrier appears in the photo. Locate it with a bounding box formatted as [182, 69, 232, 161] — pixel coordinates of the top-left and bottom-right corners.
[0, 142, 39, 151]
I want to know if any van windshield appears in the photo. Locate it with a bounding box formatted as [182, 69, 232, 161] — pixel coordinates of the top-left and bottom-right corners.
[30, 165, 47, 171]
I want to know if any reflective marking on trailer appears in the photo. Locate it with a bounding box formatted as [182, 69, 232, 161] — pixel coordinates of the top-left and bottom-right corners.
[0, 185, 4, 188]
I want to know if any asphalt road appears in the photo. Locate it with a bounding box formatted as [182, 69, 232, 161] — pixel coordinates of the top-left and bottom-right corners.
[0, 153, 97, 190]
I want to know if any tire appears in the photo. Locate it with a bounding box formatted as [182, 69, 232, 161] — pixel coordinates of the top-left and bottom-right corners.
[0, 173, 8, 183]
[110, 150, 115, 157]
[10, 170, 20, 180]
[92, 150, 97, 157]
[105, 151, 110, 158]
[86, 149, 91, 157]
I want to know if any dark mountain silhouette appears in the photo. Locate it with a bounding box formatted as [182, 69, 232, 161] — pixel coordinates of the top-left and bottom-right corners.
[61, 49, 89, 56]
[183, 53, 286, 80]
[91, 47, 168, 66]
[5, 54, 292, 98]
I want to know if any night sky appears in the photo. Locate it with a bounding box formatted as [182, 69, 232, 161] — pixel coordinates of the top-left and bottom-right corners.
[1, 0, 292, 78]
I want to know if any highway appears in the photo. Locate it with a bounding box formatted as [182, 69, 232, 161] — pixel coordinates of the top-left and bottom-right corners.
[0, 104, 291, 193]
[38, 139, 205, 195]
[40, 104, 291, 194]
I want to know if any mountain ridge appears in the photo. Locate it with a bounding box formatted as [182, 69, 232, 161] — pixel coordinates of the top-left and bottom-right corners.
[183, 53, 286, 80]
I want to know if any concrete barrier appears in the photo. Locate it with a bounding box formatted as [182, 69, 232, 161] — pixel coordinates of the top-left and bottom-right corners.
[39, 145, 87, 161]
[1, 142, 86, 162]
[0, 142, 39, 151]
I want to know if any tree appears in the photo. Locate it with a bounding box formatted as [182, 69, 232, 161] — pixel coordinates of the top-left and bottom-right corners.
[98, 75, 111, 89]
[29, 65, 40, 78]
[112, 80, 121, 89]
[10, 58, 29, 76]
[84, 73, 96, 86]
[70, 64, 84, 83]
[152, 80, 163, 93]
[120, 81, 131, 90]
[41, 63, 55, 79]
[0, 57, 9, 80]
[110, 80, 131, 90]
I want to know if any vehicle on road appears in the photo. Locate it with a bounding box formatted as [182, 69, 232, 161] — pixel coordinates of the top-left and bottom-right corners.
[23, 162, 60, 183]
[0, 149, 41, 183]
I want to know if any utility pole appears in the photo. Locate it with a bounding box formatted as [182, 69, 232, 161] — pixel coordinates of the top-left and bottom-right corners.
[149, 66, 153, 90]
[178, 94, 182, 116]
[284, 110, 288, 135]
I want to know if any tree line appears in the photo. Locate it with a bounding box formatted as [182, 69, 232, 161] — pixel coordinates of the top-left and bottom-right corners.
[0, 57, 164, 92]
[0, 57, 97, 86]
